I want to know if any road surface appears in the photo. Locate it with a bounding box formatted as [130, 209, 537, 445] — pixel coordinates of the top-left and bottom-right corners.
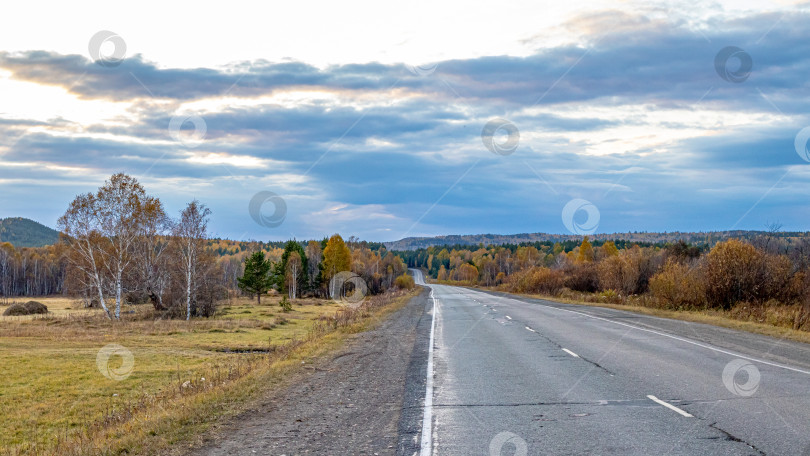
[407, 269, 810, 455]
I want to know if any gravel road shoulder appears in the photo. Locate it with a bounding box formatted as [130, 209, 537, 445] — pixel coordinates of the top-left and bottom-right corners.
[191, 288, 430, 456]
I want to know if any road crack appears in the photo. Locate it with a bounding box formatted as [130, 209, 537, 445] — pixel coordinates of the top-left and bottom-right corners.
[708, 422, 766, 455]
[516, 319, 615, 375]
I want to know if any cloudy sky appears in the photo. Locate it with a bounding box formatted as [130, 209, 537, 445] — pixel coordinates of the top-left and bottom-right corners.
[1, 0, 809, 241]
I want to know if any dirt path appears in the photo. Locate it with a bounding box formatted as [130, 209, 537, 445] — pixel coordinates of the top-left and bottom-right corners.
[191, 289, 430, 456]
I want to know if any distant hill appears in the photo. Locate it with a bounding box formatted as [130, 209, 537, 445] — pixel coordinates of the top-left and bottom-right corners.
[384, 230, 810, 251]
[0, 217, 60, 248]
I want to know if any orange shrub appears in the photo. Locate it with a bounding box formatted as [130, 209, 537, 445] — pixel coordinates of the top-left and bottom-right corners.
[456, 263, 479, 284]
[506, 267, 565, 295]
[704, 239, 795, 309]
[394, 273, 415, 290]
[649, 259, 706, 309]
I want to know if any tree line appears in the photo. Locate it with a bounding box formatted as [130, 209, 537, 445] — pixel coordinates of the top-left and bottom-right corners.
[237, 234, 412, 303]
[0, 242, 67, 299]
[0, 174, 413, 319]
[401, 233, 810, 328]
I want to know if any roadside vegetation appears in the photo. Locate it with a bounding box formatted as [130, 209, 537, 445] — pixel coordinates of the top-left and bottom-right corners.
[0, 175, 404, 309]
[0, 173, 419, 455]
[400, 228, 810, 336]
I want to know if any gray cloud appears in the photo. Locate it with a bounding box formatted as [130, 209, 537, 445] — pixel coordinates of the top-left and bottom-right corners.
[1, 11, 807, 113]
[3, 8, 810, 238]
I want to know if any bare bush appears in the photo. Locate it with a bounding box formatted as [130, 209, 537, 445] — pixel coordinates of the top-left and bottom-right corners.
[563, 262, 599, 293]
[597, 246, 661, 295]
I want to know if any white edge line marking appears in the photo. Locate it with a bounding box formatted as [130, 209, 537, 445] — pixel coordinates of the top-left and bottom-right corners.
[647, 395, 693, 417]
[483, 292, 810, 376]
[420, 288, 437, 456]
[505, 315, 512, 320]
[562, 348, 580, 358]
[525, 326, 535, 332]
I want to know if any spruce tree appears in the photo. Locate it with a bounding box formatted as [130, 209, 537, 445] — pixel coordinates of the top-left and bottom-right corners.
[238, 251, 273, 304]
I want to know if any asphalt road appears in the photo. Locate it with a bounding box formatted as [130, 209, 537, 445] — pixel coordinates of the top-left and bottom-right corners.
[407, 270, 810, 455]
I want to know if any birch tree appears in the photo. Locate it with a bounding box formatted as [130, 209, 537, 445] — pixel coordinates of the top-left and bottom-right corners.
[276, 240, 307, 299]
[173, 200, 211, 320]
[95, 174, 153, 319]
[285, 251, 302, 299]
[305, 240, 322, 292]
[59, 174, 160, 320]
[58, 193, 112, 318]
[322, 234, 351, 299]
[137, 197, 171, 310]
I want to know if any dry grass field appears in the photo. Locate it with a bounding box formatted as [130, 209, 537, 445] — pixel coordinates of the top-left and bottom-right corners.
[0, 290, 417, 455]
